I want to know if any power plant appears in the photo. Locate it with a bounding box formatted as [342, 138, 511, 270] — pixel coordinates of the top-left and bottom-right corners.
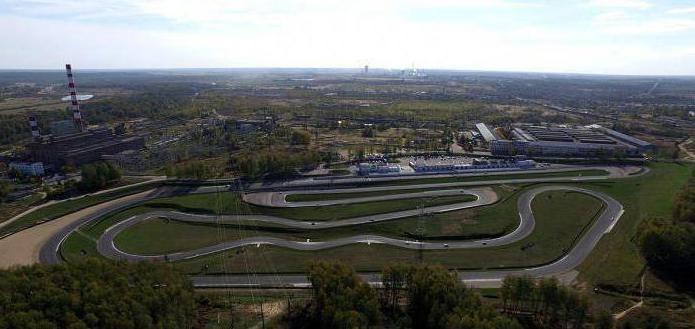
[23, 64, 145, 169]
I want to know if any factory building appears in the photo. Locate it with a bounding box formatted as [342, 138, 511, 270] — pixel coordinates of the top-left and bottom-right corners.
[475, 123, 499, 143]
[49, 120, 80, 136]
[25, 64, 145, 168]
[9, 162, 45, 176]
[487, 124, 652, 157]
[27, 128, 145, 168]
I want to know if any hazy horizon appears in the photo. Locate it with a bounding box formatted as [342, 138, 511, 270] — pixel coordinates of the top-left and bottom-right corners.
[2, 0, 695, 75]
[2, 66, 695, 78]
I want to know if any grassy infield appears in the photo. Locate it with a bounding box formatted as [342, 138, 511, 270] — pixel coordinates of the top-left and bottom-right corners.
[58, 163, 692, 288]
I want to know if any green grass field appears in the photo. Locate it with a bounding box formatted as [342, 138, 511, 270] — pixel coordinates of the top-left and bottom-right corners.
[145, 192, 477, 221]
[170, 189, 603, 274]
[575, 162, 693, 288]
[60, 205, 165, 263]
[59, 163, 692, 290]
[111, 187, 521, 256]
[62, 190, 482, 258]
[285, 186, 474, 202]
[0, 193, 44, 225]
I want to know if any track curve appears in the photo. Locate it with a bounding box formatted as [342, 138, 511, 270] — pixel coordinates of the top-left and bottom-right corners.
[38, 166, 639, 287]
[97, 186, 622, 270]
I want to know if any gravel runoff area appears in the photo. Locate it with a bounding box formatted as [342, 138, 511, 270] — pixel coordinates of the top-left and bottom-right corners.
[0, 190, 156, 268]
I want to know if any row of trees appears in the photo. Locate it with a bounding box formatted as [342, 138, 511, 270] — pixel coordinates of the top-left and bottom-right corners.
[500, 276, 598, 329]
[79, 161, 121, 191]
[230, 148, 322, 179]
[163, 159, 224, 180]
[283, 262, 621, 329]
[285, 262, 522, 329]
[639, 169, 695, 290]
[0, 259, 196, 329]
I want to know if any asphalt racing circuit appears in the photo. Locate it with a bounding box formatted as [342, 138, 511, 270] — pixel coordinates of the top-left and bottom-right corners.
[35, 165, 638, 288]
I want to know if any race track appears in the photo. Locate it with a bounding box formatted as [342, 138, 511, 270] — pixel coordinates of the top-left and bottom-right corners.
[37, 166, 636, 287]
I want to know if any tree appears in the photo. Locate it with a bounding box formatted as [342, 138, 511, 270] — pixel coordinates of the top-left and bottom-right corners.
[0, 181, 10, 201]
[230, 148, 321, 179]
[362, 126, 376, 138]
[284, 262, 380, 329]
[673, 171, 695, 223]
[79, 162, 121, 191]
[401, 265, 519, 329]
[380, 263, 409, 317]
[594, 310, 614, 329]
[290, 129, 312, 145]
[500, 275, 590, 329]
[0, 259, 195, 329]
[638, 218, 695, 288]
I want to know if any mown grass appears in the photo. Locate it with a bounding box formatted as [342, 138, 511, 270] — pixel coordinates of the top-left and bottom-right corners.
[285, 187, 472, 202]
[171, 190, 603, 275]
[112, 188, 517, 256]
[59, 205, 164, 262]
[0, 193, 44, 225]
[63, 190, 483, 258]
[146, 192, 477, 221]
[59, 163, 689, 289]
[575, 162, 693, 288]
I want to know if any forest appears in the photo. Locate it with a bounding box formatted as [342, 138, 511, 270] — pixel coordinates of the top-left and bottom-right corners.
[281, 262, 610, 329]
[0, 259, 195, 329]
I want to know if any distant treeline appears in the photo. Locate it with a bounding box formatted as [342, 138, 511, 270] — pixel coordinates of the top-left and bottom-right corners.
[230, 148, 322, 179]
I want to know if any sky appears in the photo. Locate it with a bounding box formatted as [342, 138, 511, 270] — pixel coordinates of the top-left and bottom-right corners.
[1, 0, 695, 75]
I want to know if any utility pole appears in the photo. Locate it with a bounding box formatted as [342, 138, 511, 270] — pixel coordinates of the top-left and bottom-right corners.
[260, 301, 266, 329]
[416, 200, 426, 263]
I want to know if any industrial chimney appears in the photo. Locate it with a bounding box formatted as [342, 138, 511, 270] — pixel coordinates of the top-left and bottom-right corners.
[65, 64, 85, 131]
[28, 115, 41, 139]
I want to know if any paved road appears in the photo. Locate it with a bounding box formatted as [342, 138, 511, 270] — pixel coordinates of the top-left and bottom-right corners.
[40, 167, 636, 287]
[190, 186, 623, 288]
[243, 165, 641, 190]
[242, 186, 496, 208]
[93, 186, 622, 288]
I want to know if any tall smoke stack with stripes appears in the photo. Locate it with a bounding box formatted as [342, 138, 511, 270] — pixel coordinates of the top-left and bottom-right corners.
[65, 64, 84, 131]
[29, 115, 40, 139]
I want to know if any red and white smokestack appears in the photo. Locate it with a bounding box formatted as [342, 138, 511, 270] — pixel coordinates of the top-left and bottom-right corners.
[29, 115, 40, 139]
[65, 64, 84, 131]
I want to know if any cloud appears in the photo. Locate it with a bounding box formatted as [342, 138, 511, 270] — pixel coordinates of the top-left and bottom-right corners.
[1, 0, 694, 74]
[587, 0, 652, 10]
[1, 0, 540, 25]
[593, 10, 695, 34]
[667, 6, 695, 15]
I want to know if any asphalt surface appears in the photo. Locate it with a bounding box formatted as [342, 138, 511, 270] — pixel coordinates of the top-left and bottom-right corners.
[93, 186, 622, 288]
[243, 165, 639, 190]
[243, 186, 492, 208]
[190, 186, 624, 288]
[39, 166, 639, 287]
